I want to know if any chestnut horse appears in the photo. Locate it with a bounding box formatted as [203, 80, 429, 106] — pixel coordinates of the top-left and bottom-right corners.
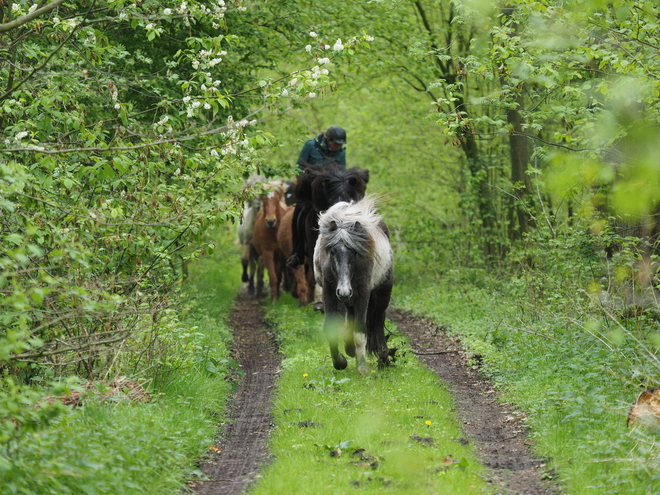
[314, 197, 393, 375]
[277, 206, 309, 306]
[252, 180, 291, 301]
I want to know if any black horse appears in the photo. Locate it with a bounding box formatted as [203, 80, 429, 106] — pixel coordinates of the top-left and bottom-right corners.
[291, 161, 369, 310]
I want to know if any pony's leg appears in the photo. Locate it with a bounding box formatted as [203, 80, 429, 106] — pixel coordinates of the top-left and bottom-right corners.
[344, 312, 355, 358]
[323, 289, 347, 370]
[256, 257, 265, 298]
[247, 245, 257, 295]
[367, 283, 393, 367]
[262, 251, 279, 302]
[313, 283, 324, 312]
[241, 244, 250, 282]
[294, 266, 309, 306]
[350, 291, 372, 375]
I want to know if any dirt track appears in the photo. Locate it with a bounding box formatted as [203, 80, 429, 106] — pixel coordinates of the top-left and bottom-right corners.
[194, 293, 560, 495]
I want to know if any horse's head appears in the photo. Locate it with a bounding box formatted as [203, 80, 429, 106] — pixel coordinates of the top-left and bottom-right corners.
[312, 166, 369, 212]
[260, 181, 284, 229]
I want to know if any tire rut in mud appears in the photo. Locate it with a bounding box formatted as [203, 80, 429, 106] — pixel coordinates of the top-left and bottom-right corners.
[194, 291, 280, 495]
[388, 308, 561, 495]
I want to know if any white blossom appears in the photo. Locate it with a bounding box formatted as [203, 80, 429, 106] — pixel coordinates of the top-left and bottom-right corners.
[210, 149, 219, 157]
[192, 101, 201, 108]
[321, 68, 329, 75]
[174, 168, 181, 176]
[114, 103, 121, 110]
[333, 38, 344, 51]
[183, 96, 191, 103]
[309, 31, 318, 38]
[209, 58, 222, 66]
[318, 57, 330, 65]
[192, 60, 199, 69]
[163, 8, 172, 15]
[305, 45, 312, 53]
[204, 103, 211, 110]
[365, 35, 374, 42]
[281, 89, 289, 97]
[238, 6, 246, 11]
[145, 23, 154, 29]
[288, 77, 298, 87]
[15, 131, 28, 140]
[52, 17, 60, 23]
[308, 92, 317, 98]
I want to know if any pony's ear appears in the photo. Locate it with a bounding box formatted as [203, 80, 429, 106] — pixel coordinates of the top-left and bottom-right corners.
[329, 220, 337, 231]
[359, 169, 369, 184]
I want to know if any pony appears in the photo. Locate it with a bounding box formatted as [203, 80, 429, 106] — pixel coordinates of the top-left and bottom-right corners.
[313, 196, 393, 375]
[251, 180, 291, 301]
[276, 206, 309, 306]
[293, 161, 369, 310]
[237, 175, 266, 294]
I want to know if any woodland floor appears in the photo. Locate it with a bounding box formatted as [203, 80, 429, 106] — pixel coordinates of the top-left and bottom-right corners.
[192, 291, 561, 495]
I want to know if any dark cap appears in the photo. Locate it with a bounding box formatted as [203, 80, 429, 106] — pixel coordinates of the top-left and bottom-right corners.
[325, 126, 346, 144]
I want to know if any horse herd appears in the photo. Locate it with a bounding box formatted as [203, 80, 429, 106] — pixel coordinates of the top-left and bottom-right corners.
[237, 162, 394, 374]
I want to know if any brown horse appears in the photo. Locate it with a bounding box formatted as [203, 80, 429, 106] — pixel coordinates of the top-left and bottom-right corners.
[252, 181, 291, 301]
[277, 206, 309, 306]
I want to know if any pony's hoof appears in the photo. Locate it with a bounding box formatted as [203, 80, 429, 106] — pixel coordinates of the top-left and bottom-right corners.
[313, 301, 325, 312]
[333, 355, 347, 370]
[345, 342, 355, 358]
[242, 274, 249, 283]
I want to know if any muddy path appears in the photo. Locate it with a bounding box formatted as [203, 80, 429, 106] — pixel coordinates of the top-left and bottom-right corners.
[387, 309, 560, 495]
[194, 294, 560, 495]
[194, 291, 281, 495]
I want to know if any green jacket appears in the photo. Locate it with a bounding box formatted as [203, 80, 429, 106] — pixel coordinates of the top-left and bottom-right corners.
[297, 134, 346, 172]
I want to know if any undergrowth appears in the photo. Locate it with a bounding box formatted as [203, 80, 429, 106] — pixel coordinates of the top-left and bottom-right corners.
[251, 295, 488, 495]
[0, 227, 239, 494]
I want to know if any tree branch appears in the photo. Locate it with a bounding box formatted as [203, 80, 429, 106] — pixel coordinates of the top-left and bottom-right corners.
[0, 0, 66, 33]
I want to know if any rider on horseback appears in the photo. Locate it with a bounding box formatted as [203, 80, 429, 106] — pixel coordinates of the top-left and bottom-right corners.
[286, 126, 347, 269]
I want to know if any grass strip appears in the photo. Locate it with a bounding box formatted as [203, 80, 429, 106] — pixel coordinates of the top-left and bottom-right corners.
[250, 294, 488, 495]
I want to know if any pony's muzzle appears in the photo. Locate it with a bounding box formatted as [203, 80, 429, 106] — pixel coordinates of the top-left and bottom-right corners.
[265, 218, 277, 228]
[336, 287, 353, 302]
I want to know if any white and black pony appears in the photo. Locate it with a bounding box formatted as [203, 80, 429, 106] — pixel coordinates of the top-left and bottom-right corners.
[313, 196, 393, 375]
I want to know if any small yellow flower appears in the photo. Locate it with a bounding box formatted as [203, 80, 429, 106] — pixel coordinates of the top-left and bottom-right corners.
[302, 373, 308, 377]
[425, 420, 432, 426]
[371, 370, 376, 373]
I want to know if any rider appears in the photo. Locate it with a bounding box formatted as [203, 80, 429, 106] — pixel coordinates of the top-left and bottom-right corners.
[286, 126, 347, 269]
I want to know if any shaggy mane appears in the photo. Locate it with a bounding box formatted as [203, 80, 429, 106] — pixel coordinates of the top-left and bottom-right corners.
[317, 196, 383, 260]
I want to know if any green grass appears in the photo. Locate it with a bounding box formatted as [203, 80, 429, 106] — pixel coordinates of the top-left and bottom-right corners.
[393, 277, 660, 495]
[250, 295, 488, 495]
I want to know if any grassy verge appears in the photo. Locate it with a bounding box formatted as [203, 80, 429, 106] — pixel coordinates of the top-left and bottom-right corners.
[1, 227, 240, 494]
[393, 273, 660, 495]
[250, 294, 488, 495]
